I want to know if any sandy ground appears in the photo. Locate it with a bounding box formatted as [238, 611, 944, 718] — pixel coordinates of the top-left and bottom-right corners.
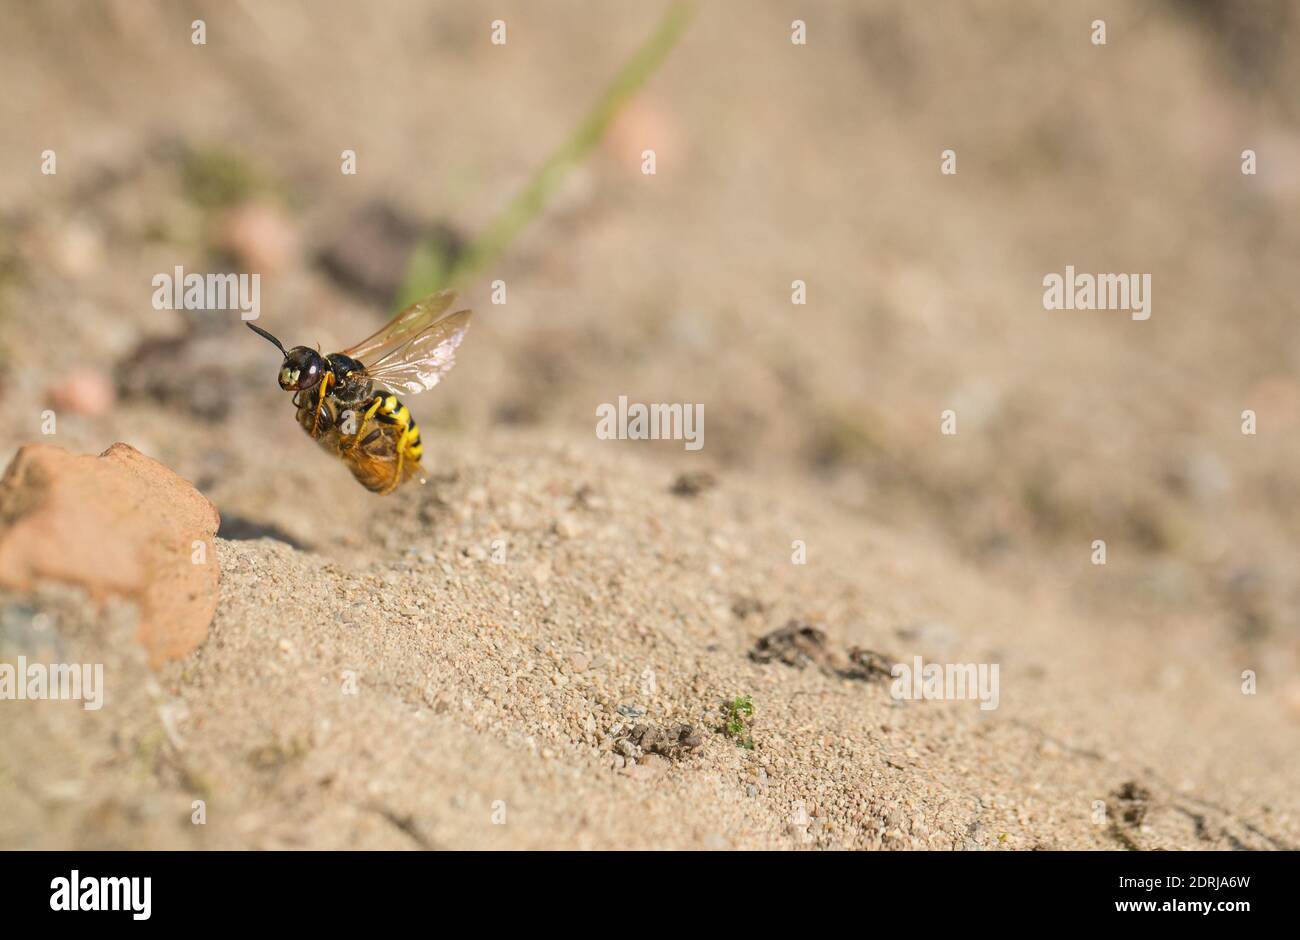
[1, 1, 1299, 849]
[3, 435, 1297, 850]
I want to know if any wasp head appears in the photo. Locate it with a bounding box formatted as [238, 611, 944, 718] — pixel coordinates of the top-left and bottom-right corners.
[247, 323, 328, 391]
[277, 346, 327, 391]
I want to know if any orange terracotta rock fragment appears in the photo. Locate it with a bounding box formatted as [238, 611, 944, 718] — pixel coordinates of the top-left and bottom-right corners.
[0, 443, 220, 666]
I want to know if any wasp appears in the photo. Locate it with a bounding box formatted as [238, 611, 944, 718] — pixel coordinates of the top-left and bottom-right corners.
[247, 290, 472, 494]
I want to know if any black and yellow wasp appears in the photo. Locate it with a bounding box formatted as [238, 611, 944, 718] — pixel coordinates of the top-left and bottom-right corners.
[247, 290, 471, 494]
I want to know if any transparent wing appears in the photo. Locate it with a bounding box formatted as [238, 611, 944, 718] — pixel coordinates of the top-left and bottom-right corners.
[343, 290, 459, 363]
[360, 307, 472, 396]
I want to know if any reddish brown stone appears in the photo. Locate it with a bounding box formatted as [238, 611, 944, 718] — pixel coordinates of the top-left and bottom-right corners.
[0, 442, 220, 666]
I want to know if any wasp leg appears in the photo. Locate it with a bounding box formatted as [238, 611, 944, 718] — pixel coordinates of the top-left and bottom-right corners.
[347, 395, 385, 454]
[374, 439, 404, 496]
[310, 373, 336, 437]
[380, 424, 420, 495]
[382, 450, 405, 495]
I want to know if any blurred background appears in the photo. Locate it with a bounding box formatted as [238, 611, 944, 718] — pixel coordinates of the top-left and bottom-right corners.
[1, 0, 1298, 716]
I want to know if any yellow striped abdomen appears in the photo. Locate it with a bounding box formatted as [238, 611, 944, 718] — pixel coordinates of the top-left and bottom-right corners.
[374, 394, 422, 463]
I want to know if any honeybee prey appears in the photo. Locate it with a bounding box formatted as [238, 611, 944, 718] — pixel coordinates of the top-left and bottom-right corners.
[247, 290, 471, 494]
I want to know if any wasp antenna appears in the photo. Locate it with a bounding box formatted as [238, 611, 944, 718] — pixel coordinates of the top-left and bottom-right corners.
[246, 322, 288, 356]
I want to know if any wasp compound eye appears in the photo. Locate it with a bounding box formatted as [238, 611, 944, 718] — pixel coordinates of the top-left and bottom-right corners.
[279, 347, 326, 391]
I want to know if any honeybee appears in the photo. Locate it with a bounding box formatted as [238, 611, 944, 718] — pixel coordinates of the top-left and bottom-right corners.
[247, 290, 472, 494]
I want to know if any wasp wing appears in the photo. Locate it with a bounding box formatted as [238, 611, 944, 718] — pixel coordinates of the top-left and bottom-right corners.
[343, 289, 459, 363]
[360, 307, 472, 396]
